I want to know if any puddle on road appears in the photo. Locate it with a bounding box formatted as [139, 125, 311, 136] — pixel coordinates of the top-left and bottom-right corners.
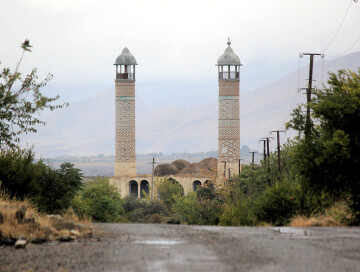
[134, 240, 184, 245]
[274, 227, 309, 236]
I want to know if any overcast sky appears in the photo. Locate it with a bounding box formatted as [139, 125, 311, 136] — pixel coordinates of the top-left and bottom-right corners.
[2, 0, 360, 91]
[1, 0, 360, 155]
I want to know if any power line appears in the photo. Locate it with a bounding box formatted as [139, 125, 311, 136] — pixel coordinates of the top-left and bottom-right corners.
[322, 0, 354, 53]
[326, 35, 360, 58]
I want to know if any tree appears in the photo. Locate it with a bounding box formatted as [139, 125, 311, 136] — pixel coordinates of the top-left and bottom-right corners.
[287, 68, 360, 223]
[0, 149, 83, 213]
[71, 177, 124, 222]
[0, 40, 67, 150]
[35, 162, 83, 213]
[155, 178, 184, 209]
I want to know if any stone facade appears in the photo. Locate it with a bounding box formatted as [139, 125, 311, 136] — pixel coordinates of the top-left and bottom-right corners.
[110, 175, 212, 197]
[111, 42, 242, 197]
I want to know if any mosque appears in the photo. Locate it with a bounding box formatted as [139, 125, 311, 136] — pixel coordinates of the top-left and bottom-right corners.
[110, 40, 242, 197]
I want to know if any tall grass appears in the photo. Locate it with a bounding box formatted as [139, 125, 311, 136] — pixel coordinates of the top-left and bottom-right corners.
[0, 190, 91, 242]
[289, 202, 351, 227]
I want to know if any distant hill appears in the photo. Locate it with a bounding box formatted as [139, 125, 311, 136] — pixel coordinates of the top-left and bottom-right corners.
[22, 52, 360, 158]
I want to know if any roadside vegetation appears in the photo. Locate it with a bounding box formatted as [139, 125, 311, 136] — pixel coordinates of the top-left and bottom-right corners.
[75, 67, 357, 227]
[0, 41, 359, 246]
[0, 41, 89, 245]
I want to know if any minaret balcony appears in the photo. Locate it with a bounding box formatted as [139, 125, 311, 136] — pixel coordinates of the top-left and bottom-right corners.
[116, 72, 135, 80]
[219, 71, 239, 80]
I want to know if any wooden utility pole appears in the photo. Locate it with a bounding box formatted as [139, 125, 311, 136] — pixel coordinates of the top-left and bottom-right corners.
[262, 137, 274, 158]
[262, 137, 274, 186]
[259, 139, 267, 161]
[249, 152, 257, 168]
[300, 53, 322, 140]
[150, 157, 157, 200]
[239, 158, 244, 173]
[271, 130, 285, 179]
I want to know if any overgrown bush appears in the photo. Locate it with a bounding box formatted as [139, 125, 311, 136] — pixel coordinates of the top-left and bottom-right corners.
[122, 195, 170, 223]
[173, 188, 223, 225]
[155, 178, 184, 209]
[254, 180, 301, 226]
[71, 177, 124, 222]
[0, 149, 83, 214]
[220, 198, 257, 226]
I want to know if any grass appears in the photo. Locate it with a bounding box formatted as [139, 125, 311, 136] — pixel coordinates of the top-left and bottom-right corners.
[289, 202, 352, 227]
[0, 190, 91, 243]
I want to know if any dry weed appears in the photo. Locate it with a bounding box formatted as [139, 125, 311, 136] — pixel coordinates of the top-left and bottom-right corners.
[0, 190, 92, 243]
[289, 202, 352, 227]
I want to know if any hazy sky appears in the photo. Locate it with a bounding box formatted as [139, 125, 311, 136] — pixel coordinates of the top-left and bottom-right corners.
[1, 0, 360, 155]
[2, 0, 360, 93]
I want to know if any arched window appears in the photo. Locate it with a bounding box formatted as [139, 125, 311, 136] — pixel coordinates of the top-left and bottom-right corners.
[193, 180, 202, 191]
[129, 180, 138, 198]
[140, 180, 149, 198]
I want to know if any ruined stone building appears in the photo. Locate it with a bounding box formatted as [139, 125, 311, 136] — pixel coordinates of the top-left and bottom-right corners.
[110, 40, 242, 197]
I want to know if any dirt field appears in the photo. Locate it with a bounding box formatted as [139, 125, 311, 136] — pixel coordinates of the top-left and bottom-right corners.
[1, 224, 360, 272]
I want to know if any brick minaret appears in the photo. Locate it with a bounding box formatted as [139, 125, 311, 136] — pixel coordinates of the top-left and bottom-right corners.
[114, 48, 137, 177]
[217, 39, 242, 178]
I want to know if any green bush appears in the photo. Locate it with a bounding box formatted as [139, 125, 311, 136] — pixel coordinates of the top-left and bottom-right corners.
[254, 180, 301, 226]
[71, 177, 124, 222]
[155, 178, 184, 209]
[0, 149, 83, 214]
[122, 195, 170, 223]
[220, 198, 257, 226]
[196, 182, 216, 200]
[173, 192, 222, 225]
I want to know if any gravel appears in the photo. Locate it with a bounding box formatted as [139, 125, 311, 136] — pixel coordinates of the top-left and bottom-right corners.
[0, 224, 360, 272]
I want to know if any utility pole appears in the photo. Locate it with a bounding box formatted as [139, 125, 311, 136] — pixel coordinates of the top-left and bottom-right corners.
[271, 130, 285, 179]
[262, 137, 274, 186]
[262, 137, 274, 158]
[150, 157, 158, 200]
[259, 139, 267, 161]
[300, 53, 322, 140]
[249, 152, 257, 168]
[239, 158, 244, 174]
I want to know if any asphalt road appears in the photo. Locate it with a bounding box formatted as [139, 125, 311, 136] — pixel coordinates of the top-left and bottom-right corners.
[1, 224, 360, 272]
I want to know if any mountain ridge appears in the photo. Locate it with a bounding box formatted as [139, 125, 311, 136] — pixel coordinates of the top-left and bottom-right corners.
[21, 52, 360, 157]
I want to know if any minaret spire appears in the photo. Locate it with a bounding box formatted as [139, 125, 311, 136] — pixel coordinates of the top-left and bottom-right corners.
[216, 40, 242, 179]
[113, 47, 137, 178]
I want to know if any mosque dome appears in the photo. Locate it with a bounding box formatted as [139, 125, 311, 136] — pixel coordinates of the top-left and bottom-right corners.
[217, 39, 241, 65]
[114, 47, 137, 65]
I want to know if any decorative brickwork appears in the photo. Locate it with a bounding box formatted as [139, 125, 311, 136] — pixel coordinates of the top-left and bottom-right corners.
[218, 139, 240, 162]
[218, 80, 240, 166]
[218, 126, 240, 140]
[219, 81, 239, 96]
[115, 82, 135, 96]
[219, 100, 239, 119]
[115, 101, 135, 120]
[116, 141, 135, 162]
[115, 80, 136, 174]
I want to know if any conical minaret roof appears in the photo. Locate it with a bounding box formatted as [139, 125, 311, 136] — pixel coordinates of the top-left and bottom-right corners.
[217, 39, 241, 65]
[114, 47, 138, 65]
